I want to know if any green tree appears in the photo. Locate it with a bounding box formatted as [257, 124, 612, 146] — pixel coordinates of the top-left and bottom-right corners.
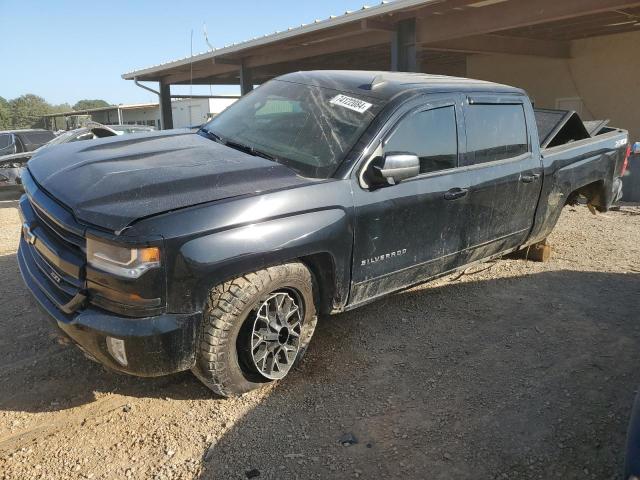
[50, 103, 72, 114]
[0, 96, 10, 130]
[9, 94, 51, 128]
[73, 99, 110, 111]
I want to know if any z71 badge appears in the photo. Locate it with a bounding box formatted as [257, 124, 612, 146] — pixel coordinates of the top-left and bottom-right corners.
[361, 249, 407, 266]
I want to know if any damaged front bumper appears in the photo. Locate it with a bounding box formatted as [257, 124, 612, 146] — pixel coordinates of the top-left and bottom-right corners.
[18, 235, 201, 376]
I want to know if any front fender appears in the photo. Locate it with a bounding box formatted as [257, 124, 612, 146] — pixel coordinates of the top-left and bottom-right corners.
[168, 208, 352, 313]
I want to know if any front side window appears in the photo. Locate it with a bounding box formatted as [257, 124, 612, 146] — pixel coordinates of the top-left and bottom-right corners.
[201, 80, 382, 178]
[385, 106, 458, 174]
[465, 104, 529, 165]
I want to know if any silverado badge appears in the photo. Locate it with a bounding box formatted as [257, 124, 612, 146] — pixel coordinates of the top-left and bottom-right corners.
[361, 249, 407, 266]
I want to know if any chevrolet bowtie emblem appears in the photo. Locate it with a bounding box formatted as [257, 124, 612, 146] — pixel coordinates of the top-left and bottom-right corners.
[22, 223, 36, 245]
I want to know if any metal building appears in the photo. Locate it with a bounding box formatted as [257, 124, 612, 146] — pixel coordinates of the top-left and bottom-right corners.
[122, 0, 640, 141]
[42, 97, 238, 131]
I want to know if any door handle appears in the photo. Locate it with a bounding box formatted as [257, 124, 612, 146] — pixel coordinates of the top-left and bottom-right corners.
[520, 173, 541, 183]
[444, 187, 468, 201]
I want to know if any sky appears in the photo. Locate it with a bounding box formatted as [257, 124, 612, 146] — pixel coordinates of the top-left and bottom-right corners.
[0, 0, 374, 106]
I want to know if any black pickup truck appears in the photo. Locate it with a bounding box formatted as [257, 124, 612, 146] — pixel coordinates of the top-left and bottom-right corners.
[17, 71, 629, 396]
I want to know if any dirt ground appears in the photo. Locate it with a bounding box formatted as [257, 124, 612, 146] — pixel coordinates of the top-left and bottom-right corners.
[0, 189, 638, 480]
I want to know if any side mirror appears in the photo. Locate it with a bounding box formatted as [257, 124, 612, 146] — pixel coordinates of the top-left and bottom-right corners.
[374, 152, 420, 185]
[632, 142, 640, 155]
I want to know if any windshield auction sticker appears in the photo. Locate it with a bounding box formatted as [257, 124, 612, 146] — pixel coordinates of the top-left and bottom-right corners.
[330, 94, 373, 113]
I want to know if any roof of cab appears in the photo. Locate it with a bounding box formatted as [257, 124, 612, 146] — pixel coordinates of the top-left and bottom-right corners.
[275, 70, 525, 101]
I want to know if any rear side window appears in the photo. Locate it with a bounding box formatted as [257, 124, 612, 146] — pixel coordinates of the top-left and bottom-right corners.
[465, 104, 528, 164]
[0, 134, 11, 149]
[385, 106, 458, 174]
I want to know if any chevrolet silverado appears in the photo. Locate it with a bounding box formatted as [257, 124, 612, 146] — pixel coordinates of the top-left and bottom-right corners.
[17, 71, 629, 396]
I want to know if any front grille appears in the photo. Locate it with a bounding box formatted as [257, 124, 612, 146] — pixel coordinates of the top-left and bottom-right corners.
[24, 195, 86, 312]
[30, 200, 85, 250]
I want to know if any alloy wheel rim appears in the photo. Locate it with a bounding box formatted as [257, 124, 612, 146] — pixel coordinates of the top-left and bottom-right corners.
[249, 291, 303, 380]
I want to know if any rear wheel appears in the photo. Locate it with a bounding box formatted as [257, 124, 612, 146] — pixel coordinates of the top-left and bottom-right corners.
[192, 263, 317, 397]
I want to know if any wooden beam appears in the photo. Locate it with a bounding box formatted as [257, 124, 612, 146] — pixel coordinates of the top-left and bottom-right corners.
[212, 57, 241, 65]
[499, 9, 638, 40]
[162, 62, 238, 84]
[240, 61, 253, 95]
[361, 18, 395, 31]
[283, 23, 369, 48]
[391, 19, 417, 71]
[396, 0, 476, 21]
[159, 81, 173, 130]
[416, 0, 640, 44]
[425, 34, 572, 58]
[244, 30, 392, 69]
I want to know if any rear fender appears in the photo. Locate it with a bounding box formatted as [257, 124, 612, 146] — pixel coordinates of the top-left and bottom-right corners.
[527, 146, 620, 244]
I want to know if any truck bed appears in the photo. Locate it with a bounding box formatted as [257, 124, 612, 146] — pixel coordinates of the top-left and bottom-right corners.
[527, 112, 628, 245]
[534, 108, 615, 149]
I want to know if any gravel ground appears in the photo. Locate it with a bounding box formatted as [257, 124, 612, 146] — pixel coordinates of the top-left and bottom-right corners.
[0, 192, 638, 480]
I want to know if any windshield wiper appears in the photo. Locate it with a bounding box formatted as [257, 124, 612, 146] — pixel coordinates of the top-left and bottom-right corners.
[224, 140, 278, 162]
[199, 128, 224, 144]
[200, 129, 279, 162]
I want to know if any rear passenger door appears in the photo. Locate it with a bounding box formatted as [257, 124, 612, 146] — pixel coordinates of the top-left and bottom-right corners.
[461, 96, 543, 260]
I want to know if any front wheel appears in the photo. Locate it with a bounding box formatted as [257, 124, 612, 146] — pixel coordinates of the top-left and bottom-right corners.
[192, 263, 317, 397]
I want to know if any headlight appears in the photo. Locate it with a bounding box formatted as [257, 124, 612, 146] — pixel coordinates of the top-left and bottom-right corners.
[86, 237, 160, 278]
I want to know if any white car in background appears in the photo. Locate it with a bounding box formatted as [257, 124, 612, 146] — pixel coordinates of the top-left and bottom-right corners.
[106, 124, 157, 135]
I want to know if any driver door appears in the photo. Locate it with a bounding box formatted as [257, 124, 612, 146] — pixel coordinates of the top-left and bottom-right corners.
[349, 96, 472, 306]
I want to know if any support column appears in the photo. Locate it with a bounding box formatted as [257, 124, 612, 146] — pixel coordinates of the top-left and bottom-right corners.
[391, 19, 417, 72]
[159, 81, 173, 130]
[240, 61, 253, 95]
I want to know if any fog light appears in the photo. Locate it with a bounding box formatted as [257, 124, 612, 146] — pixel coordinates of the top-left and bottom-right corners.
[106, 337, 128, 366]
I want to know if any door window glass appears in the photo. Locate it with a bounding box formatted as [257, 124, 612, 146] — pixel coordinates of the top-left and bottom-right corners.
[385, 106, 458, 174]
[22, 131, 55, 149]
[0, 134, 11, 149]
[465, 104, 528, 164]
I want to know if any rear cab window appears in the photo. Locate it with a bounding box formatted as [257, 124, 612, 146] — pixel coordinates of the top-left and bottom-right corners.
[463, 100, 529, 166]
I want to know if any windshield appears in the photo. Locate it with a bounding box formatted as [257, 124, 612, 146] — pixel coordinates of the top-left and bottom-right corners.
[43, 130, 82, 147]
[200, 79, 381, 178]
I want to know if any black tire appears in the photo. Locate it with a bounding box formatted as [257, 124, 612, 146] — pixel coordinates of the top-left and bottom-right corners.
[192, 262, 317, 397]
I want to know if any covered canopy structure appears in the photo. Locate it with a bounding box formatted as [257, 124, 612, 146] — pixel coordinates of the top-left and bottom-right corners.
[122, 0, 640, 138]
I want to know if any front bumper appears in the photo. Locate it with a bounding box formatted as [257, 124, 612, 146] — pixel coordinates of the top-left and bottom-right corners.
[18, 236, 200, 377]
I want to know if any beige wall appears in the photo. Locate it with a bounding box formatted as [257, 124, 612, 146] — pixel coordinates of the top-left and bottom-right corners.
[465, 30, 640, 141]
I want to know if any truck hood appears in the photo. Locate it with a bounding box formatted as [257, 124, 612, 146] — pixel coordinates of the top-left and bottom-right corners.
[27, 130, 313, 233]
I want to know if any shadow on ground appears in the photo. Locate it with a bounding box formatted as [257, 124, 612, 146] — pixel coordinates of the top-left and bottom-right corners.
[1, 241, 639, 478]
[197, 269, 640, 479]
[0, 252, 213, 415]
